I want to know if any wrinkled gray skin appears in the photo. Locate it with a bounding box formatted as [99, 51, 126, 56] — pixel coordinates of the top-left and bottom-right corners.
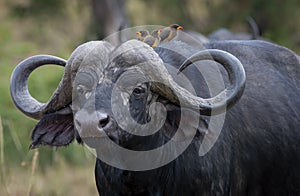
[10, 38, 300, 195]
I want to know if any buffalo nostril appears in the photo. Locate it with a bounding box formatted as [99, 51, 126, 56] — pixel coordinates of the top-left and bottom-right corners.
[98, 115, 110, 128]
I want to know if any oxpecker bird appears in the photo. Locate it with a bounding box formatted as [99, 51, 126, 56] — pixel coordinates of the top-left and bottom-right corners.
[159, 24, 183, 42]
[136, 29, 162, 48]
[136, 30, 150, 41]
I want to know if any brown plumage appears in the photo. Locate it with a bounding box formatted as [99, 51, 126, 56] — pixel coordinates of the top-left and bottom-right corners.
[159, 24, 183, 42]
[136, 29, 162, 48]
[136, 30, 150, 41]
[151, 29, 162, 39]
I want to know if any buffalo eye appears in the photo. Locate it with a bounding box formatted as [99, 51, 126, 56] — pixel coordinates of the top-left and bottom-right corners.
[132, 86, 146, 98]
[76, 85, 91, 99]
[76, 85, 86, 94]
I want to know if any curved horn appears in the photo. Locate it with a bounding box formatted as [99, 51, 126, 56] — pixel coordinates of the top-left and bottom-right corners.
[247, 16, 260, 40]
[10, 55, 67, 120]
[10, 41, 114, 120]
[116, 40, 246, 115]
[176, 49, 246, 115]
[107, 40, 245, 116]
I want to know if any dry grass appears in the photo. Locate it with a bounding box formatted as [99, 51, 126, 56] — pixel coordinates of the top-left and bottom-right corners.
[0, 116, 10, 195]
[0, 115, 98, 196]
[27, 149, 39, 196]
[1, 157, 98, 196]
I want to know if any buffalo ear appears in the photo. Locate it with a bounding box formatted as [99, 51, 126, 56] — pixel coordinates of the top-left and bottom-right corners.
[29, 113, 78, 149]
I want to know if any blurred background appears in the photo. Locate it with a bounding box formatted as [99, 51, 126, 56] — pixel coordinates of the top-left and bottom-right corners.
[1, 0, 300, 195]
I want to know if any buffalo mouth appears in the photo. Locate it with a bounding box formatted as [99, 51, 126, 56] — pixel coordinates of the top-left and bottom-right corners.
[78, 117, 171, 151]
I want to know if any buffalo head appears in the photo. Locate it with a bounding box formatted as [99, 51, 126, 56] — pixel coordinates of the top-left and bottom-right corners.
[10, 39, 245, 169]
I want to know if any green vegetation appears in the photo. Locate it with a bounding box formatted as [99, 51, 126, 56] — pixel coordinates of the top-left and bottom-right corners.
[0, 1, 95, 194]
[1, 0, 300, 195]
[206, 0, 300, 51]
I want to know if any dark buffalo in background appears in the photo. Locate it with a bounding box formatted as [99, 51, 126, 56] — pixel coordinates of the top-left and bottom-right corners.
[10, 33, 300, 195]
[208, 17, 262, 41]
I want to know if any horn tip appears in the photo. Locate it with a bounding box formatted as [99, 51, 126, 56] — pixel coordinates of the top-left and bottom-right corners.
[177, 63, 188, 74]
[176, 69, 182, 75]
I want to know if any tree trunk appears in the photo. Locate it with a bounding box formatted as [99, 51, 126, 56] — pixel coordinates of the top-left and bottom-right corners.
[90, 0, 128, 43]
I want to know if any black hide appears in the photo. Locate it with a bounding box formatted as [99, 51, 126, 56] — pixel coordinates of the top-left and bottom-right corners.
[31, 40, 300, 196]
[94, 40, 300, 196]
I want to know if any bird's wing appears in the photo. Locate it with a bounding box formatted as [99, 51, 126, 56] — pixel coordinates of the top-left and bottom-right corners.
[159, 29, 170, 42]
[143, 35, 156, 47]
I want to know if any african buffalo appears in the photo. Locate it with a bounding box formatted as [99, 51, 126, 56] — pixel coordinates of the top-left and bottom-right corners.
[10, 37, 300, 195]
[208, 17, 262, 41]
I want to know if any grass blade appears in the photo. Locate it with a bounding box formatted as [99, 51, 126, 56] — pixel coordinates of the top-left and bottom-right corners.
[27, 149, 39, 196]
[0, 115, 10, 195]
